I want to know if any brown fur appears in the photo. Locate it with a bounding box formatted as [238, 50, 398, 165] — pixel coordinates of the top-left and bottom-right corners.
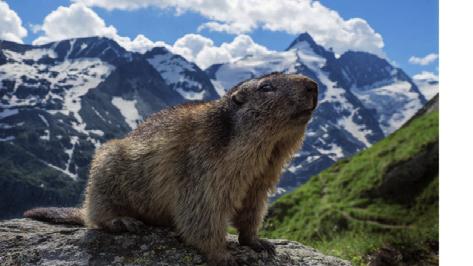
[24, 207, 84, 225]
[24, 73, 318, 265]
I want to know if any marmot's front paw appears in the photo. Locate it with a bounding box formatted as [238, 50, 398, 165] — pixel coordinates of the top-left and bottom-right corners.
[107, 217, 146, 234]
[240, 238, 276, 255]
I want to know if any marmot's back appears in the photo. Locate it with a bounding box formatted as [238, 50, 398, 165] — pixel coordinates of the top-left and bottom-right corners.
[129, 101, 208, 140]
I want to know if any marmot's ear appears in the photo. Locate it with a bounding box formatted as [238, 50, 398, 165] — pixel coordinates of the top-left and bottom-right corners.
[231, 90, 246, 106]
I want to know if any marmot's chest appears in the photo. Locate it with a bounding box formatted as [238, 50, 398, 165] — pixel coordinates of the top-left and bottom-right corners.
[220, 147, 274, 200]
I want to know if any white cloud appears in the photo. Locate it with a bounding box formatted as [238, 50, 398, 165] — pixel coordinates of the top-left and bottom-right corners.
[32, 3, 116, 45]
[123, 34, 167, 54]
[171, 34, 215, 61]
[0, 2, 27, 43]
[198, 21, 249, 35]
[29, 24, 42, 34]
[31, 3, 272, 68]
[165, 34, 273, 69]
[409, 53, 439, 65]
[32, 3, 162, 53]
[413, 71, 439, 82]
[75, 0, 385, 56]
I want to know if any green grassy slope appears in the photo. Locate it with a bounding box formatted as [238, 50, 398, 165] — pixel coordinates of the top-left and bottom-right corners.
[262, 111, 439, 265]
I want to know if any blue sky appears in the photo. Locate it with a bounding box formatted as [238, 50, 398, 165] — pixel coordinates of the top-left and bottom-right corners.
[3, 0, 438, 76]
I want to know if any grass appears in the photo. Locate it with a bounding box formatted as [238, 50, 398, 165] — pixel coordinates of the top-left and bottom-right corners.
[261, 111, 439, 265]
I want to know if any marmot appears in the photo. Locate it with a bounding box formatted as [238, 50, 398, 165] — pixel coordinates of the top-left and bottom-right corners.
[25, 72, 318, 266]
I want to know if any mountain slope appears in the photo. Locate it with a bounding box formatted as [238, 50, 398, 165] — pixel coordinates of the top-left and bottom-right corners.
[144, 47, 219, 101]
[337, 51, 427, 134]
[412, 72, 439, 101]
[207, 33, 426, 196]
[0, 37, 218, 218]
[262, 100, 439, 265]
[0, 141, 83, 219]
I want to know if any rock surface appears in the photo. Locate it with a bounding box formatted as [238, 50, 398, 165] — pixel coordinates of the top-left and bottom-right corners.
[0, 219, 350, 266]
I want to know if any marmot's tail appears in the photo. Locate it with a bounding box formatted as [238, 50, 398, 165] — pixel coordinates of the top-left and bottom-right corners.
[24, 207, 84, 225]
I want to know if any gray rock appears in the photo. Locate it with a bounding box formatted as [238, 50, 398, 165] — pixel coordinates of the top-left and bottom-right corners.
[0, 219, 350, 266]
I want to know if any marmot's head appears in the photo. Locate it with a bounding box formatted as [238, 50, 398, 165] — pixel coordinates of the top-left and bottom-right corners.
[225, 72, 318, 137]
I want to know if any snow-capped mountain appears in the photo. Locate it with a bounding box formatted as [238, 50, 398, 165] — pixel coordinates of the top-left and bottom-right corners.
[0, 37, 219, 217]
[207, 33, 426, 195]
[336, 51, 427, 134]
[144, 47, 219, 101]
[0, 33, 429, 216]
[412, 71, 439, 101]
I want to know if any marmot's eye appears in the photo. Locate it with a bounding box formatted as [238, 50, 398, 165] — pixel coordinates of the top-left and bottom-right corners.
[259, 84, 276, 92]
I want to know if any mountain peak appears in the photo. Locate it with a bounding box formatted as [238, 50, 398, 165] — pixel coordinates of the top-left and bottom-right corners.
[337, 50, 394, 85]
[41, 36, 132, 64]
[294, 32, 314, 43]
[42, 36, 121, 51]
[144, 46, 172, 57]
[286, 32, 332, 58]
[287, 32, 316, 49]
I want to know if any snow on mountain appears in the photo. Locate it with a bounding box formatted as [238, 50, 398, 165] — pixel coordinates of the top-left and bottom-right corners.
[209, 50, 300, 90]
[338, 51, 427, 134]
[111, 96, 142, 129]
[144, 47, 219, 101]
[0, 107, 18, 119]
[0, 40, 119, 146]
[0, 37, 219, 218]
[412, 71, 439, 100]
[351, 80, 423, 134]
[0, 38, 123, 183]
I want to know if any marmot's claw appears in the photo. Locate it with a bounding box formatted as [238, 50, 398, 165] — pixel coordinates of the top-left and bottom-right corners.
[258, 239, 276, 256]
[109, 217, 146, 234]
[123, 217, 146, 233]
[241, 238, 276, 255]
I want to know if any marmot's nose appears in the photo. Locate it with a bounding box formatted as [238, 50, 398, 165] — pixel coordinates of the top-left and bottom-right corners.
[304, 80, 318, 110]
[305, 81, 318, 95]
